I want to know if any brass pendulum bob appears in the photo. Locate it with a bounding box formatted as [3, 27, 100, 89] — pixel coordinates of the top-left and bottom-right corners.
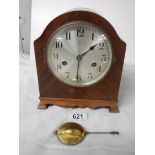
[55, 122, 119, 145]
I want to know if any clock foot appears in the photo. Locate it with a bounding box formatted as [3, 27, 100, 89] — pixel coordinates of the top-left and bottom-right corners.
[109, 106, 119, 113]
[38, 103, 48, 109]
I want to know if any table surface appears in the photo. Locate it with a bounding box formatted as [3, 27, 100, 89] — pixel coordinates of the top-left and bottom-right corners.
[19, 55, 135, 155]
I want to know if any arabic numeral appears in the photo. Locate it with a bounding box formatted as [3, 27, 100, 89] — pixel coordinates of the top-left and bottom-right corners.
[65, 72, 70, 78]
[66, 32, 71, 40]
[56, 64, 62, 70]
[97, 66, 102, 72]
[101, 54, 107, 62]
[99, 41, 104, 50]
[88, 73, 93, 79]
[92, 33, 94, 40]
[78, 75, 82, 81]
[73, 114, 83, 120]
[53, 53, 58, 59]
[56, 41, 63, 48]
[77, 28, 84, 37]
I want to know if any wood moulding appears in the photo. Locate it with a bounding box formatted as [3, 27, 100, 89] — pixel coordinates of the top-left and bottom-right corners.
[38, 98, 119, 113]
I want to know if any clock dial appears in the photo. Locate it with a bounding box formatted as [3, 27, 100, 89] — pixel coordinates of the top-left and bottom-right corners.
[46, 21, 113, 87]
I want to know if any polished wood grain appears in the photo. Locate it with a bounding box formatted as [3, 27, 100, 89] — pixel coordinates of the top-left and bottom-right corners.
[34, 10, 126, 113]
[38, 98, 119, 113]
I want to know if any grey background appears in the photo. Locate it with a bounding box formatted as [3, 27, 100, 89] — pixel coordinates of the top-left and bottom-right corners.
[19, 0, 31, 55]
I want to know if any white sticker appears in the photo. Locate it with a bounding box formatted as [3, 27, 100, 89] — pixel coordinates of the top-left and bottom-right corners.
[69, 112, 88, 121]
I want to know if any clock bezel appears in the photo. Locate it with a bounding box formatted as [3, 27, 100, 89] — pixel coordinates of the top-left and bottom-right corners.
[45, 21, 114, 87]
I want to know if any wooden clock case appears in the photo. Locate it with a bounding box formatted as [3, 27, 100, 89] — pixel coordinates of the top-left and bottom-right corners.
[34, 10, 126, 113]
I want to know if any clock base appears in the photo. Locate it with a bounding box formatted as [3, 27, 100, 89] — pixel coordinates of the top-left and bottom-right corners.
[109, 105, 119, 113]
[38, 98, 119, 113]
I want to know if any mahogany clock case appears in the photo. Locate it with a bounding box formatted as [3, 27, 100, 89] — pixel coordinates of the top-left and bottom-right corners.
[34, 11, 126, 113]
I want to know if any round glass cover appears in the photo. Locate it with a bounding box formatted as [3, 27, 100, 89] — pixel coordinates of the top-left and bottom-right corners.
[46, 21, 113, 87]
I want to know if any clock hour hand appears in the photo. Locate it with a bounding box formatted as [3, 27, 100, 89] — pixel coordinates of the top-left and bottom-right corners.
[81, 43, 98, 57]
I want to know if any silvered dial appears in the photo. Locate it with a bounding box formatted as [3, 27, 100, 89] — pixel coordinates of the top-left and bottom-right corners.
[46, 21, 113, 87]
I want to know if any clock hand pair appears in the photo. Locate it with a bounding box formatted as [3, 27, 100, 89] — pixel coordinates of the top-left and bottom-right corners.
[76, 43, 98, 81]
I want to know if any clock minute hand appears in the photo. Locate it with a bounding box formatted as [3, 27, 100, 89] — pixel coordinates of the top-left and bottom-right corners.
[76, 55, 82, 82]
[81, 43, 98, 57]
[76, 59, 80, 82]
